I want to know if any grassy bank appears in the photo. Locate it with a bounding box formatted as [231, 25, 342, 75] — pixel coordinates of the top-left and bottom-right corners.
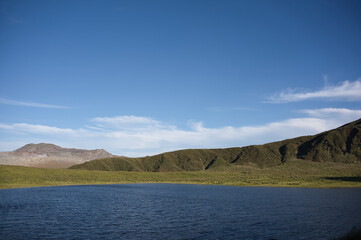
[1, 159, 361, 189]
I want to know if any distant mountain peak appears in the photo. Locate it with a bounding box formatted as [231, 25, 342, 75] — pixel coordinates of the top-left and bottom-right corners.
[3, 118, 361, 170]
[1, 143, 114, 169]
[14, 143, 62, 153]
[13, 143, 111, 155]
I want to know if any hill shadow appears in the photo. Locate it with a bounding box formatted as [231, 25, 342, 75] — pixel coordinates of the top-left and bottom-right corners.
[324, 177, 361, 182]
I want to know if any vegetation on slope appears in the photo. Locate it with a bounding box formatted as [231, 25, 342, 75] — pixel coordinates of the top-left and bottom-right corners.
[70, 118, 361, 172]
[2, 119, 360, 189]
[1, 159, 361, 189]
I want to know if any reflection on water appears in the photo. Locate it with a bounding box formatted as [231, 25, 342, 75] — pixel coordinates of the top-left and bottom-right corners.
[1, 184, 361, 240]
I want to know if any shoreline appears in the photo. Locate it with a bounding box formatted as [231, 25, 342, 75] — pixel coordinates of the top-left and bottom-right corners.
[2, 180, 361, 190]
[1, 162, 361, 190]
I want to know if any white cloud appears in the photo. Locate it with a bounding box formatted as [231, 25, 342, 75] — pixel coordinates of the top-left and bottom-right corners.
[0, 111, 360, 157]
[0, 123, 79, 135]
[268, 79, 361, 103]
[209, 106, 258, 112]
[91, 115, 172, 131]
[301, 108, 361, 119]
[93, 115, 158, 125]
[0, 98, 68, 109]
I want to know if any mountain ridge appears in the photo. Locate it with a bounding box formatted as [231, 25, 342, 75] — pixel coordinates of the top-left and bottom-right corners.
[1, 119, 360, 170]
[70, 118, 361, 172]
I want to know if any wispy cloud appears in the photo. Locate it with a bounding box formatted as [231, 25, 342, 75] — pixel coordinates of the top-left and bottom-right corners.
[0, 98, 68, 109]
[209, 106, 258, 112]
[268, 79, 361, 103]
[91, 115, 176, 132]
[92, 115, 162, 129]
[301, 108, 361, 118]
[1, 110, 360, 157]
[0, 123, 77, 135]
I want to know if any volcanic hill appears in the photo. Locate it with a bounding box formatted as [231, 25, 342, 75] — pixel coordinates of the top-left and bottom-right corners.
[0, 143, 114, 168]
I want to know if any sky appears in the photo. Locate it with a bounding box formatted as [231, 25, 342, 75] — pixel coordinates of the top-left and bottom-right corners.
[0, 0, 361, 156]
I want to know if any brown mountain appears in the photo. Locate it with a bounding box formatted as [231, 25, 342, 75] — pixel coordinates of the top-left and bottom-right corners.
[0, 143, 114, 168]
[70, 118, 361, 172]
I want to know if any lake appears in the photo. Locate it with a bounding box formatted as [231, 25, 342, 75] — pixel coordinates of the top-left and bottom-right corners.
[1, 184, 361, 240]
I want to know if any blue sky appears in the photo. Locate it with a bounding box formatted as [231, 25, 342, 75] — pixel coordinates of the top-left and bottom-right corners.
[1, 0, 361, 156]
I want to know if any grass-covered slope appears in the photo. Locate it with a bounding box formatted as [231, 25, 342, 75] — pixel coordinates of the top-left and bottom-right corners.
[70, 148, 243, 172]
[297, 119, 361, 162]
[1, 159, 361, 189]
[70, 118, 361, 172]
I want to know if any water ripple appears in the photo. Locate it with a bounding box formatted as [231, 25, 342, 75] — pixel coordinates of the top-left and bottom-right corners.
[0, 184, 361, 240]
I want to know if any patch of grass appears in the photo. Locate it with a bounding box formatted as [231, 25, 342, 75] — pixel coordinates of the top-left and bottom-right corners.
[1, 160, 361, 189]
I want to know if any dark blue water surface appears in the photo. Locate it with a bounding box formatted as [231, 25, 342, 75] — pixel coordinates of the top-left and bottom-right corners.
[1, 184, 361, 240]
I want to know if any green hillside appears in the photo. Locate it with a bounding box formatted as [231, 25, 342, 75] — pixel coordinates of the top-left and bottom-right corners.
[2, 119, 361, 189]
[1, 159, 361, 189]
[70, 118, 361, 172]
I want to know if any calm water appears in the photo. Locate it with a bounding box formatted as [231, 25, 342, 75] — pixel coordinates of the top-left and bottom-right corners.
[1, 184, 361, 240]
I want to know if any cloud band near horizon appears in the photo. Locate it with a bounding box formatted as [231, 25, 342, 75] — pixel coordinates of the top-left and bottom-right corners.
[268, 79, 361, 103]
[0, 108, 360, 157]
